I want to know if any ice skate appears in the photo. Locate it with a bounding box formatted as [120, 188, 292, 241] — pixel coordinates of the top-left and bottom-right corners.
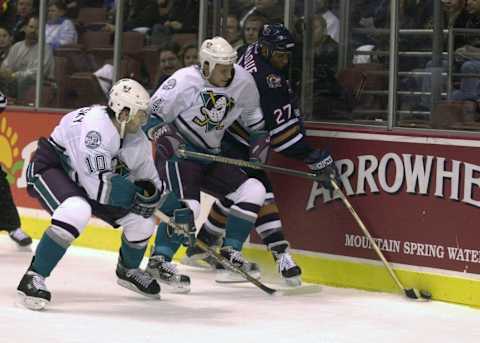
[9, 228, 32, 247]
[216, 246, 261, 283]
[146, 255, 190, 293]
[273, 250, 302, 287]
[116, 261, 160, 299]
[17, 271, 51, 310]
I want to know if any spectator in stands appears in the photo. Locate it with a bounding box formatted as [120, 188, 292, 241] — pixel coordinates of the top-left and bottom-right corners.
[231, 0, 255, 18]
[372, 0, 433, 29]
[154, 41, 180, 89]
[0, 0, 16, 28]
[179, 44, 198, 67]
[104, 0, 158, 32]
[11, 0, 35, 43]
[163, 0, 199, 33]
[241, 0, 284, 27]
[412, 0, 468, 112]
[0, 16, 54, 98]
[150, 0, 199, 45]
[450, 0, 480, 102]
[224, 14, 243, 50]
[443, 0, 469, 28]
[0, 27, 12, 64]
[93, 63, 113, 95]
[237, 12, 267, 56]
[311, 14, 342, 117]
[315, 0, 340, 43]
[46, 0, 78, 49]
[157, 0, 173, 25]
[312, 15, 339, 90]
[63, 0, 80, 19]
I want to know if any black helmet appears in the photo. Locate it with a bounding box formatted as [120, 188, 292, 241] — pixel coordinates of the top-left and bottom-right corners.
[258, 23, 295, 59]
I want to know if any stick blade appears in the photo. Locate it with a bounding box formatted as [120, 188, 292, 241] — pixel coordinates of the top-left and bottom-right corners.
[273, 284, 321, 296]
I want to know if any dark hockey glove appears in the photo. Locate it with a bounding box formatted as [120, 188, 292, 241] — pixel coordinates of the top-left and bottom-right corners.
[304, 149, 340, 191]
[131, 179, 162, 218]
[153, 124, 185, 161]
[249, 130, 270, 163]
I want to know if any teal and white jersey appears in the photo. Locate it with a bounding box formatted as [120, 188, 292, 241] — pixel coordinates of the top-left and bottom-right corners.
[49, 106, 161, 207]
[148, 65, 264, 154]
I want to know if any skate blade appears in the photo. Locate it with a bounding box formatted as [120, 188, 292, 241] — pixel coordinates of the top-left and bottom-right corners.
[180, 256, 216, 270]
[274, 284, 321, 296]
[15, 244, 33, 252]
[283, 276, 302, 287]
[215, 270, 262, 284]
[116, 279, 161, 299]
[157, 281, 191, 294]
[17, 291, 49, 310]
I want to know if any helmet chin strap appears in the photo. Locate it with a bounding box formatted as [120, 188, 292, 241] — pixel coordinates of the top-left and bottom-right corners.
[119, 120, 127, 140]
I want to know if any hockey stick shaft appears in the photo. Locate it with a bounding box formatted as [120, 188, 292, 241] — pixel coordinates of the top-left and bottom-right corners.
[330, 180, 412, 293]
[153, 209, 277, 295]
[177, 148, 319, 181]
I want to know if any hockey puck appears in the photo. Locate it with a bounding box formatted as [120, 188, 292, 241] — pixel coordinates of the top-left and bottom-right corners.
[420, 290, 432, 300]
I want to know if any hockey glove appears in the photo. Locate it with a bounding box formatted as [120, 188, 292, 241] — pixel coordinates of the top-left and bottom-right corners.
[153, 124, 185, 161]
[131, 179, 162, 218]
[157, 191, 183, 216]
[304, 149, 340, 191]
[159, 193, 196, 246]
[172, 207, 196, 247]
[249, 130, 270, 163]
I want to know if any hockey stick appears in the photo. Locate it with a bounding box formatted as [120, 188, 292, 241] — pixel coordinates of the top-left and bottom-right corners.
[153, 209, 277, 295]
[176, 147, 320, 181]
[329, 180, 432, 301]
[177, 148, 429, 299]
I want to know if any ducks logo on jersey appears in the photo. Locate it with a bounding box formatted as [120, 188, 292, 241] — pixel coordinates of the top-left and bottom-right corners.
[193, 90, 235, 132]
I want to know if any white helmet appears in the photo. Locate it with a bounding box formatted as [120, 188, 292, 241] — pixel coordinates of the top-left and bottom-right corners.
[199, 36, 237, 78]
[108, 78, 150, 124]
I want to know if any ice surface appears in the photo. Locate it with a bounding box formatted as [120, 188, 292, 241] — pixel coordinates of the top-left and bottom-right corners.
[1, 235, 479, 343]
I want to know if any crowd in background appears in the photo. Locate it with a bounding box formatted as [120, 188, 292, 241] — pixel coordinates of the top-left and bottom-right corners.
[0, 0, 478, 129]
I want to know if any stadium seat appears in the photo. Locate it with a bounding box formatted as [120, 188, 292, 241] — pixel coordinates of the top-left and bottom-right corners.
[337, 63, 387, 119]
[172, 33, 197, 47]
[67, 72, 107, 108]
[431, 100, 480, 129]
[77, 7, 107, 26]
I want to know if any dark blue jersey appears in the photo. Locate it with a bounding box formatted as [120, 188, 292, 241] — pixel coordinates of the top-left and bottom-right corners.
[230, 43, 313, 160]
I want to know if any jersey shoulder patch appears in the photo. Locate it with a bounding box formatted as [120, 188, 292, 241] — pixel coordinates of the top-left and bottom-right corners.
[266, 73, 283, 88]
[162, 78, 176, 90]
[85, 130, 102, 149]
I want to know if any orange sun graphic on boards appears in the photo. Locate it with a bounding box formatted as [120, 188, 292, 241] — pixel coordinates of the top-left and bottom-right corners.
[0, 116, 23, 184]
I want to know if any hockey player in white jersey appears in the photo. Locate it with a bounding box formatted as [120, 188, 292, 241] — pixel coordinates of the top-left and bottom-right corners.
[16, 79, 166, 310]
[143, 37, 267, 290]
[189, 24, 341, 287]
